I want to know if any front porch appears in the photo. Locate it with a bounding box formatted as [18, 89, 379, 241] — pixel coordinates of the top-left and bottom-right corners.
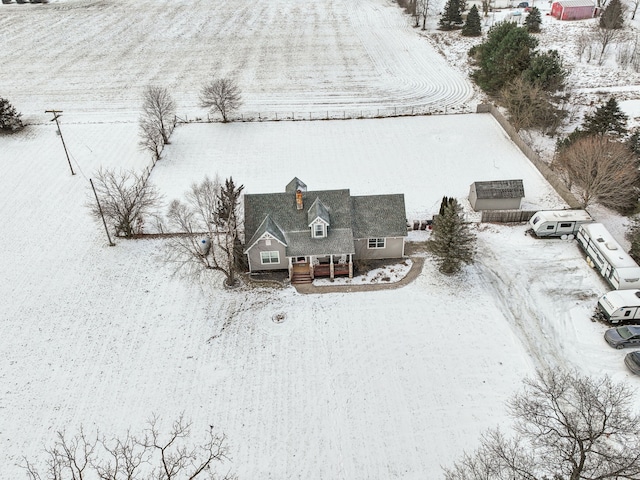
[288, 254, 353, 283]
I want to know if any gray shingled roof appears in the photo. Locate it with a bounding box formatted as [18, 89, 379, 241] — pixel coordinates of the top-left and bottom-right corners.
[285, 177, 307, 193]
[472, 180, 524, 199]
[244, 182, 406, 258]
[286, 229, 355, 257]
[307, 197, 331, 226]
[351, 194, 407, 238]
[245, 214, 287, 250]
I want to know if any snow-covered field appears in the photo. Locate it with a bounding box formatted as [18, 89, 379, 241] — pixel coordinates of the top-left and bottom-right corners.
[2, 0, 640, 478]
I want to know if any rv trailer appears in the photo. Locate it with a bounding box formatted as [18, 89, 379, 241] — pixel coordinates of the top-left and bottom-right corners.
[529, 209, 593, 238]
[595, 290, 640, 324]
[576, 223, 640, 290]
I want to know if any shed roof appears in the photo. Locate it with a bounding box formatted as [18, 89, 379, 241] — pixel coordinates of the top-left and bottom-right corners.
[472, 179, 524, 199]
[553, 0, 595, 7]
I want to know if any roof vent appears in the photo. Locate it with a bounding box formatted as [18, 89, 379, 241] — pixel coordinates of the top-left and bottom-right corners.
[605, 242, 618, 250]
[635, 291, 640, 299]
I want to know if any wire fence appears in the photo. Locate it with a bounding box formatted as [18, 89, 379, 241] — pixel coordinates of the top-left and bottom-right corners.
[175, 103, 475, 124]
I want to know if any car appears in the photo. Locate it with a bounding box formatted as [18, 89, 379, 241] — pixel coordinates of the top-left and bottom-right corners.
[604, 325, 640, 349]
[625, 351, 640, 375]
[517, 1, 529, 7]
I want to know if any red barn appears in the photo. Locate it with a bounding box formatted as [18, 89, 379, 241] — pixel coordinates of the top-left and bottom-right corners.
[551, 0, 596, 20]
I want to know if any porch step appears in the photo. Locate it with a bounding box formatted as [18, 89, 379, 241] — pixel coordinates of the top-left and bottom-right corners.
[291, 273, 313, 284]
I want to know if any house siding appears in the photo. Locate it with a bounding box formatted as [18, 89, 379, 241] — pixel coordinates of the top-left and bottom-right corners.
[247, 239, 288, 271]
[354, 237, 405, 260]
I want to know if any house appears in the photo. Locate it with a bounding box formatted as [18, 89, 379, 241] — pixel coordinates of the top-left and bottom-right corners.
[243, 178, 407, 282]
[468, 179, 524, 211]
[550, 0, 595, 20]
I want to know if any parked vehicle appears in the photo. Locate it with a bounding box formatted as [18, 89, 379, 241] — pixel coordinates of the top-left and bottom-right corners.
[594, 290, 640, 324]
[529, 209, 593, 238]
[576, 223, 640, 290]
[625, 351, 640, 375]
[604, 325, 640, 349]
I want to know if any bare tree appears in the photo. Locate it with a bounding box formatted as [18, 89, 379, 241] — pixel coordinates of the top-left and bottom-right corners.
[139, 118, 164, 163]
[23, 428, 98, 480]
[593, 22, 621, 64]
[632, 0, 640, 19]
[417, 0, 432, 29]
[141, 86, 176, 145]
[200, 78, 242, 123]
[22, 416, 234, 480]
[500, 77, 564, 134]
[554, 135, 639, 210]
[164, 176, 244, 287]
[88, 168, 163, 238]
[142, 414, 232, 480]
[444, 369, 640, 480]
[94, 431, 147, 480]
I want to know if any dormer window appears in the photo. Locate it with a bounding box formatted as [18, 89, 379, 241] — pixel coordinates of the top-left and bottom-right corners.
[313, 223, 325, 238]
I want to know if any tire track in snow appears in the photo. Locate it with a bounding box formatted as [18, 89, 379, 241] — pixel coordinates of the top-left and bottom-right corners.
[473, 237, 567, 372]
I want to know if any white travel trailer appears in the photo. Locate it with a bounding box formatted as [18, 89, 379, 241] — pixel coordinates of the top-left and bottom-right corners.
[576, 223, 640, 290]
[595, 290, 640, 324]
[529, 209, 593, 238]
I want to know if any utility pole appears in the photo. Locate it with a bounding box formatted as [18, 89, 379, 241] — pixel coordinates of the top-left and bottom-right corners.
[45, 109, 75, 175]
[90, 178, 115, 247]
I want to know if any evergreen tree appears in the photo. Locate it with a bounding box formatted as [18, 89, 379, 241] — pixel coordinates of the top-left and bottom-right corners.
[627, 127, 640, 157]
[522, 50, 566, 91]
[583, 97, 628, 137]
[428, 197, 475, 275]
[471, 22, 538, 93]
[439, 0, 463, 30]
[0, 97, 23, 132]
[461, 5, 482, 36]
[215, 176, 244, 231]
[600, 0, 624, 29]
[524, 6, 542, 33]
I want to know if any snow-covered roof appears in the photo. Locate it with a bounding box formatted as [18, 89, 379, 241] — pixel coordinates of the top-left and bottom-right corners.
[553, 0, 595, 7]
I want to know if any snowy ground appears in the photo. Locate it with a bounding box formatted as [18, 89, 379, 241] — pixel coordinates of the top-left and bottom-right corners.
[2, 0, 640, 478]
[0, 0, 476, 124]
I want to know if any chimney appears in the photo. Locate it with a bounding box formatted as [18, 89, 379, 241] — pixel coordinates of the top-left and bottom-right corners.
[296, 189, 303, 210]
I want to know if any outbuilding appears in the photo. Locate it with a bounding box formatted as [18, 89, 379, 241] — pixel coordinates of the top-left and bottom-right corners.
[551, 0, 595, 20]
[468, 179, 524, 211]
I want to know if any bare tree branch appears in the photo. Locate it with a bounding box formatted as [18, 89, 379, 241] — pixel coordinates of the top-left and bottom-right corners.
[443, 369, 640, 480]
[141, 86, 176, 145]
[554, 135, 639, 211]
[200, 78, 242, 123]
[87, 168, 163, 238]
[164, 176, 243, 287]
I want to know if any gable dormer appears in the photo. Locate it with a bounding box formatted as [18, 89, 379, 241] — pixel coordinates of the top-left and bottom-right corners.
[308, 197, 330, 238]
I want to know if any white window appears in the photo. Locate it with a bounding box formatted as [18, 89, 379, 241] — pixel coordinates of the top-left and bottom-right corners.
[260, 251, 280, 264]
[313, 223, 325, 238]
[368, 238, 385, 249]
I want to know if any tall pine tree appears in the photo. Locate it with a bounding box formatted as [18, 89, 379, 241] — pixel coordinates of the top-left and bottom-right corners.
[0, 97, 23, 132]
[600, 0, 624, 29]
[461, 5, 482, 36]
[439, 0, 464, 30]
[428, 197, 475, 275]
[583, 97, 628, 137]
[524, 6, 542, 33]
